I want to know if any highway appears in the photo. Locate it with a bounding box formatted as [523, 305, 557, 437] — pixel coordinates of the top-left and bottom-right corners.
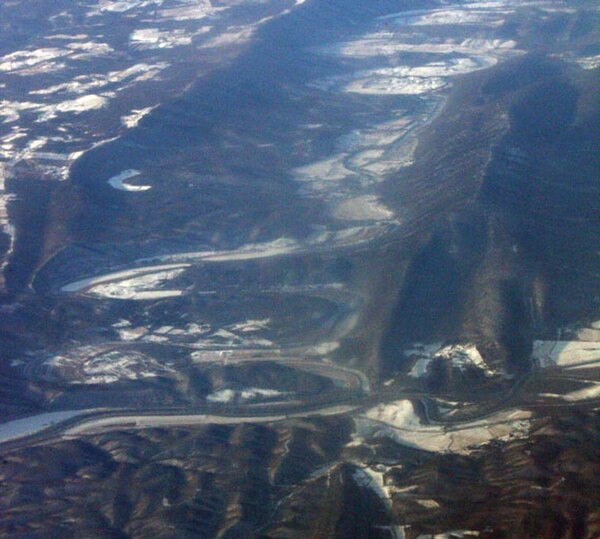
[0, 397, 362, 455]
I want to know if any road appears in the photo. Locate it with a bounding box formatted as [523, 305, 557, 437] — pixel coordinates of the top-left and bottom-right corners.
[0, 399, 361, 455]
[63, 404, 359, 437]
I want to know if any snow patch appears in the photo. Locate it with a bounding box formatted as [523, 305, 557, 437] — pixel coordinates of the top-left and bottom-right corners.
[227, 319, 270, 333]
[44, 349, 172, 384]
[130, 28, 193, 49]
[61, 263, 190, 293]
[406, 343, 497, 378]
[574, 54, 600, 70]
[360, 401, 530, 454]
[533, 340, 600, 370]
[38, 94, 109, 121]
[563, 384, 600, 402]
[121, 106, 156, 127]
[108, 169, 152, 192]
[0, 48, 70, 73]
[207, 388, 286, 403]
[305, 341, 340, 356]
[88, 268, 186, 299]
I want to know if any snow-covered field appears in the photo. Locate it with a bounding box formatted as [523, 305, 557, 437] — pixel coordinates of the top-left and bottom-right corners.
[296, 1, 531, 224]
[292, 110, 423, 223]
[43, 349, 173, 384]
[534, 340, 600, 370]
[296, 0, 563, 226]
[358, 400, 531, 454]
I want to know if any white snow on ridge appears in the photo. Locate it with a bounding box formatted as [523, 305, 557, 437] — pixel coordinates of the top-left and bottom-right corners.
[108, 169, 152, 191]
[406, 343, 497, 378]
